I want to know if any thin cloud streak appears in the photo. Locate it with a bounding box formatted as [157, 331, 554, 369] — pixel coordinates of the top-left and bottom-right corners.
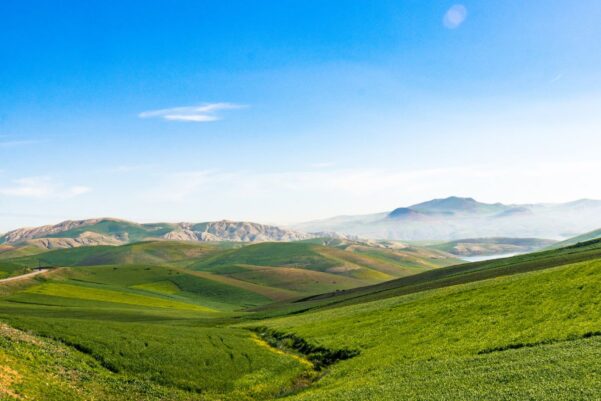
[138, 103, 246, 122]
[0, 177, 91, 199]
[0, 139, 44, 148]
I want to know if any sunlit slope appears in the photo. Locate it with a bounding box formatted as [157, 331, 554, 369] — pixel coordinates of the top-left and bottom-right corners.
[0, 263, 314, 399]
[1, 240, 458, 304]
[260, 238, 601, 314]
[258, 250, 601, 400]
[0, 244, 48, 259]
[189, 241, 458, 294]
[0, 300, 308, 400]
[19, 264, 273, 311]
[2, 241, 222, 270]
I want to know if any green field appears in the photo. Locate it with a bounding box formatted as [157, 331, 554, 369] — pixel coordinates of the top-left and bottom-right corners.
[3, 239, 601, 399]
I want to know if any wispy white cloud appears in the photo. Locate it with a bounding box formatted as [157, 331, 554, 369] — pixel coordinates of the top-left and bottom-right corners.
[443, 4, 468, 29]
[0, 177, 91, 199]
[138, 103, 246, 122]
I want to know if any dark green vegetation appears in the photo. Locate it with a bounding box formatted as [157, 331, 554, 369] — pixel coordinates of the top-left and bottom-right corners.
[252, 327, 359, 370]
[3, 238, 601, 399]
[427, 237, 556, 257]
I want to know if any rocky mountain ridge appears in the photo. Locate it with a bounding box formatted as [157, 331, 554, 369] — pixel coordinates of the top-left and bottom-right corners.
[0, 218, 315, 249]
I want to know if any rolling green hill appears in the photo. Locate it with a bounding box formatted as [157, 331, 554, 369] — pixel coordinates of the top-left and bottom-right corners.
[1, 239, 457, 300]
[258, 238, 601, 315]
[256, 250, 601, 400]
[1, 241, 223, 270]
[3, 239, 601, 399]
[189, 241, 458, 294]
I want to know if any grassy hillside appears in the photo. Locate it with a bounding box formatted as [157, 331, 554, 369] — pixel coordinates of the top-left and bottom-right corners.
[0, 303, 309, 400]
[254, 246, 601, 400]
[1, 241, 221, 270]
[4, 239, 601, 399]
[0, 240, 456, 303]
[189, 241, 457, 295]
[252, 238, 601, 315]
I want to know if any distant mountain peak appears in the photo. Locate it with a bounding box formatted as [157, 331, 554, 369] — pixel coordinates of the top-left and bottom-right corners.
[410, 196, 490, 213]
[387, 207, 427, 219]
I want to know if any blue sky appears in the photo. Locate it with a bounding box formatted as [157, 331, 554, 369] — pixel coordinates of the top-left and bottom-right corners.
[2, 1, 601, 231]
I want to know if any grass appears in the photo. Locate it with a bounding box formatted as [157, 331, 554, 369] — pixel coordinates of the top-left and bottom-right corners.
[4, 238, 601, 399]
[66, 264, 279, 309]
[191, 242, 341, 272]
[257, 238, 601, 315]
[186, 241, 456, 295]
[2, 239, 457, 302]
[0, 322, 203, 401]
[252, 256, 601, 400]
[4, 240, 220, 269]
[0, 275, 311, 399]
[0, 244, 47, 260]
[23, 282, 215, 312]
[132, 280, 182, 294]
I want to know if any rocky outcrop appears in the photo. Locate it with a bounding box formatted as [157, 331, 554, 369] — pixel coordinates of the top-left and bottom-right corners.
[1, 218, 126, 244]
[165, 221, 314, 243]
[25, 231, 125, 249]
[2, 218, 316, 249]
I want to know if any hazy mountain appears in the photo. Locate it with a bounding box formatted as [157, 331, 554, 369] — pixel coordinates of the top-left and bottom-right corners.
[292, 196, 601, 241]
[546, 228, 601, 249]
[0, 218, 314, 249]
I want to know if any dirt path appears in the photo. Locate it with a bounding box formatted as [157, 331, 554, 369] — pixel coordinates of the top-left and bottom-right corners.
[0, 269, 47, 284]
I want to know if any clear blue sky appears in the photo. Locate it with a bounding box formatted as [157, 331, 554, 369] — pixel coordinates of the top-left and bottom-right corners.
[2, 1, 601, 231]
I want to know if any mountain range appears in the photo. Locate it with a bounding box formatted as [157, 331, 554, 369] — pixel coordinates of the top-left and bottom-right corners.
[291, 196, 601, 241]
[0, 218, 314, 249]
[3, 196, 601, 250]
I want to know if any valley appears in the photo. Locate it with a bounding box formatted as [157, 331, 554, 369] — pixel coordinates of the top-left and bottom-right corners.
[2, 224, 601, 400]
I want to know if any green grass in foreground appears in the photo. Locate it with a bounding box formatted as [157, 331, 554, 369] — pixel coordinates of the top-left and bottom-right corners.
[255, 257, 601, 400]
[0, 299, 310, 400]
